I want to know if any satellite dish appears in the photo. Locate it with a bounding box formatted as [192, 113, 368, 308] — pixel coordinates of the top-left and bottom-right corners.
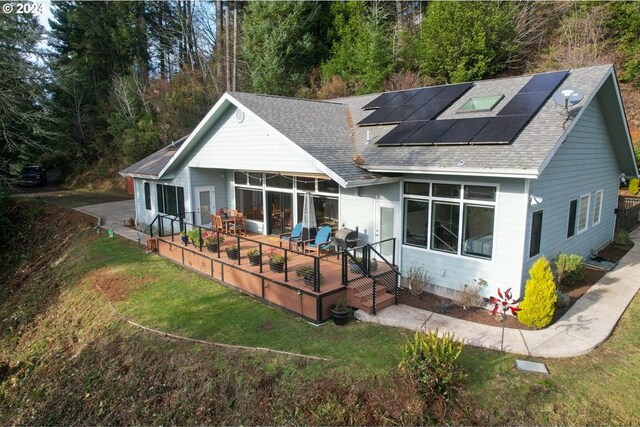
[552, 87, 584, 111]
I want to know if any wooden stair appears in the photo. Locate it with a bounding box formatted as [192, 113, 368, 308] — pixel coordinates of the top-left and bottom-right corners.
[346, 281, 395, 315]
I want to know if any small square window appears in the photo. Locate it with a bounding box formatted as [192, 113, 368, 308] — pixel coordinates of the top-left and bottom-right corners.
[458, 95, 504, 113]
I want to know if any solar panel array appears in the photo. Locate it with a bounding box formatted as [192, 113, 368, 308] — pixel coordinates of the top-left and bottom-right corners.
[369, 70, 569, 146]
[358, 83, 473, 126]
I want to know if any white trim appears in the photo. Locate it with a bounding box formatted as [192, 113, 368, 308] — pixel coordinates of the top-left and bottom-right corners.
[593, 189, 603, 226]
[366, 166, 540, 179]
[577, 193, 590, 235]
[194, 186, 215, 227]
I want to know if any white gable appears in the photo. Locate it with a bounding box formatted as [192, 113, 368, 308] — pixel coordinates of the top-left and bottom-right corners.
[188, 105, 324, 174]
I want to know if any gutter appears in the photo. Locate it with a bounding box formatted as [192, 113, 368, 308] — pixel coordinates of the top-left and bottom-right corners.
[365, 166, 540, 180]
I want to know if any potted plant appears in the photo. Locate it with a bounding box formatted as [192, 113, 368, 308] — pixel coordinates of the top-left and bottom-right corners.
[226, 244, 241, 260]
[349, 257, 378, 273]
[187, 228, 203, 246]
[296, 265, 322, 286]
[247, 248, 262, 266]
[330, 298, 351, 325]
[204, 232, 223, 252]
[180, 231, 189, 246]
[267, 249, 285, 273]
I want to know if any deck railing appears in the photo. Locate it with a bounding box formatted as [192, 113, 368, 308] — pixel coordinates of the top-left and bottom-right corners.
[151, 214, 335, 292]
[342, 238, 399, 315]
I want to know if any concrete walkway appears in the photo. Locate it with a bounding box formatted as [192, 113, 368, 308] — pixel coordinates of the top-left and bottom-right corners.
[356, 228, 640, 358]
[75, 200, 150, 246]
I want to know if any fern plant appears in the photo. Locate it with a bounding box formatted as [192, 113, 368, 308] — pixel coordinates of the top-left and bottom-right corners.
[518, 257, 557, 329]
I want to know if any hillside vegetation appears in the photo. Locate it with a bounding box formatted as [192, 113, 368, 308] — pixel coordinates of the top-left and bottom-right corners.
[3, 1, 640, 186]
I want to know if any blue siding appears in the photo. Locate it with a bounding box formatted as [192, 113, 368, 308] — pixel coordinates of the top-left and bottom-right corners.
[524, 95, 619, 280]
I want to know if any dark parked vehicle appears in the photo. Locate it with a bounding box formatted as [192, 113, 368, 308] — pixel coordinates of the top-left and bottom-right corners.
[19, 166, 47, 186]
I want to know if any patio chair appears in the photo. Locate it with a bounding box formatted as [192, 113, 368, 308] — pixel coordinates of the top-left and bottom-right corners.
[302, 226, 333, 256]
[229, 216, 246, 236]
[213, 214, 225, 233]
[279, 222, 303, 250]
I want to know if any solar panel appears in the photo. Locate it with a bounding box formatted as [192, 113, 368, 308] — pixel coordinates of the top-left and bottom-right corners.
[436, 118, 491, 144]
[381, 88, 424, 108]
[378, 104, 424, 124]
[358, 106, 396, 126]
[404, 101, 452, 122]
[376, 122, 424, 145]
[403, 120, 457, 145]
[362, 92, 400, 110]
[471, 115, 531, 144]
[406, 87, 444, 105]
[430, 83, 473, 103]
[519, 70, 568, 93]
[497, 91, 549, 116]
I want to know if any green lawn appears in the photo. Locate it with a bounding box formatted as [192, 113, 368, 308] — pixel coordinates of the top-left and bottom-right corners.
[83, 233, 640, 425]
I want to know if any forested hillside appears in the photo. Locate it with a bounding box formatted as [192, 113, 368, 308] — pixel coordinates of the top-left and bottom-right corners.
[2, 1, 640, 186]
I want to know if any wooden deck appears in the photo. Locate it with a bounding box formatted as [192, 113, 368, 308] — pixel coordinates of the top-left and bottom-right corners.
[152, 231, 396, 323]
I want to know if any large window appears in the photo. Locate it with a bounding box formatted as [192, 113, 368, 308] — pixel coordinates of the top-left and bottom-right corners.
[144, 182, 151, 210]
[156, 184, 185, 217]
[403, 182, 496, 259]
[234, 171, 262, 187]
[235, 188, 264, 221]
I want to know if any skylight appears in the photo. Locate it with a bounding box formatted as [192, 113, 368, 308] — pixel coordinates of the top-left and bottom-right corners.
[458, 95, 504, 113]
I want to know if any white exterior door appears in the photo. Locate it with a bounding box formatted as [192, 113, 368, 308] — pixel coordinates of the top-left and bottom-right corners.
[195, 186, 215, 227]
[374, 200, 400, 263]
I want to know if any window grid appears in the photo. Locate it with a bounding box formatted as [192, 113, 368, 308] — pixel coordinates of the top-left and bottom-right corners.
[403, 181, 496, 260]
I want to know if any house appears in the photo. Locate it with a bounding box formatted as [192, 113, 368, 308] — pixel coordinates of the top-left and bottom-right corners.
[121, 64, 637, 312]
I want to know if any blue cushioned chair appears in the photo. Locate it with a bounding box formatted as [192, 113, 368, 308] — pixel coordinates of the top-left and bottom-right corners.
[302, 226, 332, 256]
[280, 222, 304, 250]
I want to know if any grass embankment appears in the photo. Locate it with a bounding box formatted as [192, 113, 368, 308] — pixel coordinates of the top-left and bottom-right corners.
[1, 198, 640, 425]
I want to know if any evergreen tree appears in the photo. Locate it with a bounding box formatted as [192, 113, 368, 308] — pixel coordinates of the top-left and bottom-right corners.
[240, 1, 331, 96]
[518, 257, 557, 329]
[321, 1, 393, 94]
[0, 10, 53, 185]
[418, 1, 517, 83]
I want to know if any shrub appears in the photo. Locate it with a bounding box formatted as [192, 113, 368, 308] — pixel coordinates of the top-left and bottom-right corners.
[614, 228, 633, 246]
[434, 299, 453, 313]
[405, 266, 433, 297]
[398, 329, 466, 400]
[556, 290, 570, 308]
[456, 278, 487, 310]
[629, 178, 639, 195]
[518, 257, 557, 329]
[554, 253, 585, 288]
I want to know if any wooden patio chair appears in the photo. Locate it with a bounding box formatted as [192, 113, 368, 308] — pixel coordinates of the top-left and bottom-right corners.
[229, 216, 246, 236]
[213, 214, 225, 233]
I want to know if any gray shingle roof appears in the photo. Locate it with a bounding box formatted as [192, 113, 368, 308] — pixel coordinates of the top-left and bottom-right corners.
[121, 65, 622, 183]
[120, 136, 187, 177]
[340, 65, 613, 176]
[229, 92, 376, 183]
